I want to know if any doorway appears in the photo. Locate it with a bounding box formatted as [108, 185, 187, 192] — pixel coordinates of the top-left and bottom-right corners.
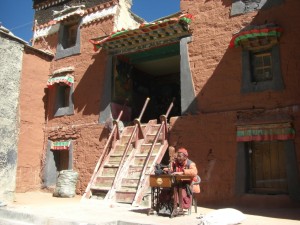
[247, 141, 288, 194]
[111, 43, 181, 122]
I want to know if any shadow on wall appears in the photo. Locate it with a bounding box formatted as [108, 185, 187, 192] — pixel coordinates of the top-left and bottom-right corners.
[169, 0, 299, 210]
[73, 50, 107, 116]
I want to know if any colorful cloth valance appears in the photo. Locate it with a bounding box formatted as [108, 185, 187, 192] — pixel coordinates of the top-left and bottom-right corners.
[90, 13, 194, 53]
[51, 140, 71, 150]
[236, 123, 295, 142]
[47, 75, 74, 87]
[229, 24, 283, 48]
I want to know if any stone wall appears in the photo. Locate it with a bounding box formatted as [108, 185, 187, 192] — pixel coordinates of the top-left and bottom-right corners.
[0, 35, 24, 202]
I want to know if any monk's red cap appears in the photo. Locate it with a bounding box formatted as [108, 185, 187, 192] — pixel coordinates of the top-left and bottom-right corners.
[177, 148, 188, 157]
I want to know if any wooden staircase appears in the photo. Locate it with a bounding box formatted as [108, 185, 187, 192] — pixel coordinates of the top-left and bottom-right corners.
[88, 125, 142, 200]
[82, 98, 174, 207]
[112, 122, 168, 205]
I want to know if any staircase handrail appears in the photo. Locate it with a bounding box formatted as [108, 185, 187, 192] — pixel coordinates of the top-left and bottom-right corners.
[132, 99, 174, 205]
[108, 97, 150, 197]
[81, 101, 127, 200]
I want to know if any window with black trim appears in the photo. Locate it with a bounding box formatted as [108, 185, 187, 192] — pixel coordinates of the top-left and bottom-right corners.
[241, 45, 284, 93]
[57, 84, 71, 108]
[62, 22, 78, 49]
[56, 18, 81, 59]
[250, 50, 272, 83]
[54, 83, 74, 117]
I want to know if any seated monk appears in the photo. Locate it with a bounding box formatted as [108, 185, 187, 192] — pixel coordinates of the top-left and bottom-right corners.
[164, 147, 200, 210]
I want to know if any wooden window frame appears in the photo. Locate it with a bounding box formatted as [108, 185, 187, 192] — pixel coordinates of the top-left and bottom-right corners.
[250, 51, 273, 83]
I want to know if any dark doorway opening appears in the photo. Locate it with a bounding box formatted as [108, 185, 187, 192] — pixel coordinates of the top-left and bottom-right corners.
[52, 150, 69, 172]
[112, 43, 181, 123]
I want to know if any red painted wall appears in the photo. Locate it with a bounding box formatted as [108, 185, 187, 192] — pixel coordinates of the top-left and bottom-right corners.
[170, 0, 300, 206]
[17, 49, 52, 192]
[33, 18, 115, 193]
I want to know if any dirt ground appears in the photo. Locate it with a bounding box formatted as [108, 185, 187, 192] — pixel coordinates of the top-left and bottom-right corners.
[1, 191, 300, 225]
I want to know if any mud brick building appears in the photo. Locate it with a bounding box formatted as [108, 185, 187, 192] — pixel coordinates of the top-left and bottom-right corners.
[7, 0, 300, 207]
[0, 25, 53, 202]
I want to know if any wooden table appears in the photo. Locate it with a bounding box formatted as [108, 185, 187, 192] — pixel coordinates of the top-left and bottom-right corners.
[148, 174, 193, 218]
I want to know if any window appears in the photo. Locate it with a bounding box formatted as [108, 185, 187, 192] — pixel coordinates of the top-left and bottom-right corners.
[250, 50, 272, 83]
[63, 23, 78, 49]
[54, 83, 74, 117]
[241, 45, 284, 93]
[57, 84, 70, 108]
[56, 18, 81, 59]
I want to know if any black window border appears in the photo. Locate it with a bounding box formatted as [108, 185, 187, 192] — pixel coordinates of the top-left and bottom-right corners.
[54, 84, 74, 117]
[56, 19, 81, 60]
[241, 45, 284, 93]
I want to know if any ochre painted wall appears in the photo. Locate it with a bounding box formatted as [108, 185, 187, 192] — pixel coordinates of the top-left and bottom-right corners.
[169, 0, 300, 206]
[33, 18, 115, 193]
[17, 49, 52, 192]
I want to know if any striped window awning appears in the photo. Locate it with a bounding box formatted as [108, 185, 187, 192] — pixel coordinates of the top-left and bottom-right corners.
[51, 140, 71, 150]
[236, 122, 295, 142]
[47, 75, 74, 87]
[229, 24, 283, 49]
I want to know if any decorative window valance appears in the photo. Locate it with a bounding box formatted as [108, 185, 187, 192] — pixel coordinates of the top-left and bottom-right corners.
[229, 24, 283, 49]
[236, 122, 295, 142]
[89, 13, 194, 54]
[47, 75, 74, 87]
[51, 140, 71, 150]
